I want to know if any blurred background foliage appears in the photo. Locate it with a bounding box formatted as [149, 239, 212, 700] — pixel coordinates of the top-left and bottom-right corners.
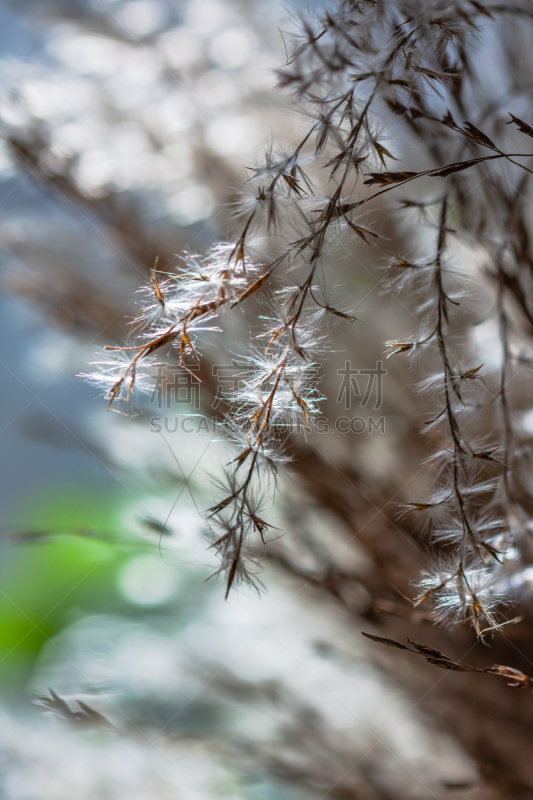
[0, 487, 127, 689]
[0, 0, 285, 698]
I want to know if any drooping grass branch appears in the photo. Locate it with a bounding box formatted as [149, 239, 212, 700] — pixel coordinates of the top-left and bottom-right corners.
[83, 0, 533, 612]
